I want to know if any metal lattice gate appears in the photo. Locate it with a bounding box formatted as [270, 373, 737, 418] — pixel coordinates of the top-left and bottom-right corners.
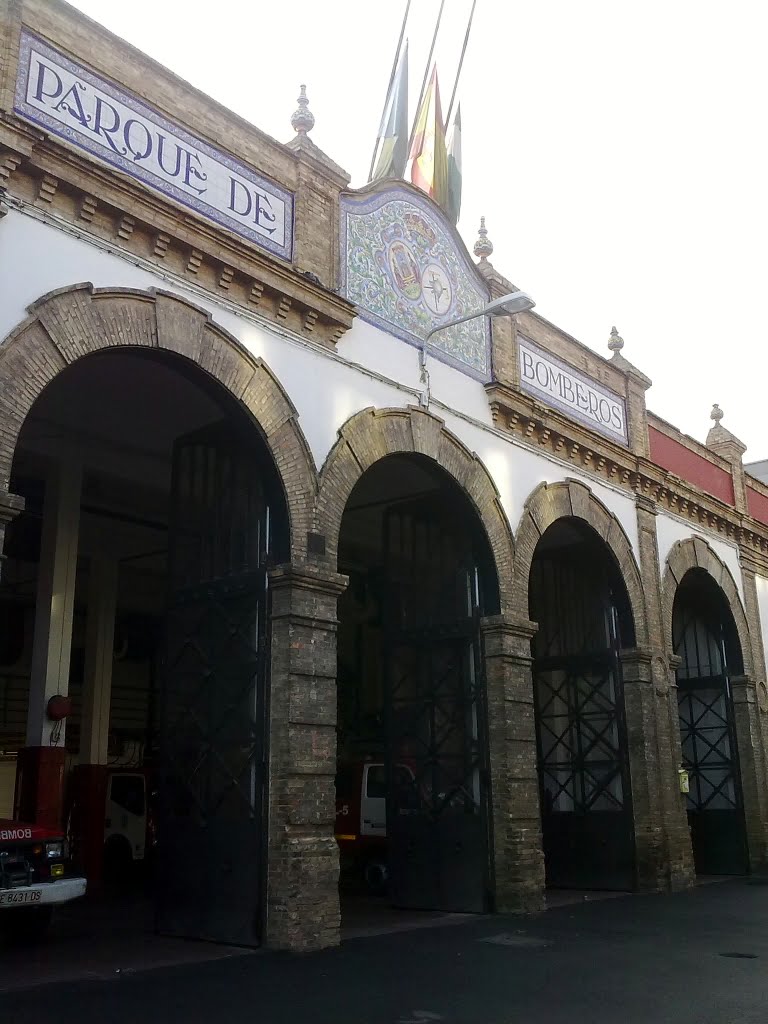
[383, 500, 493, 913]
[530, 547, 635, 890]
[156, 422, 273, 946]
[674, 586, 747, 875]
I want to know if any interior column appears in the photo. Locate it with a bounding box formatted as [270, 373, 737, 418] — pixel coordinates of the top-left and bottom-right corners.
[15, 457, 82, 829]
[71, 557, 119, 883]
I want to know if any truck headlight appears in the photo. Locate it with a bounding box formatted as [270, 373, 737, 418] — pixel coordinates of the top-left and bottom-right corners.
[45, 842, 63, 859]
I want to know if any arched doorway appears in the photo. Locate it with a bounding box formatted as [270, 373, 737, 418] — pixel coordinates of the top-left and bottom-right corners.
[673, 568, 748, 875]
[335, 453, 500, 914]
[2, 346, 289, 946]
[528, 518, 636, 890]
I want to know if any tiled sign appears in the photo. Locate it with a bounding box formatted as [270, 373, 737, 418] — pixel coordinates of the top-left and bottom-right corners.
[518, 336, 628, 445]
[15, 31, 294, 260]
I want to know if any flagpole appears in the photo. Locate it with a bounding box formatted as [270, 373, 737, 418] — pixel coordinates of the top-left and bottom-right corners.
[446, 0, 477, 126]
[368, 0, 411, 182]
[407, 0, 446, 155]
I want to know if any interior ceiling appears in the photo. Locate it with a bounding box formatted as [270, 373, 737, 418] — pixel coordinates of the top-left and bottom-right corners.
[344, 455, 446, 512]
[534, 518, 594, 553]
[17, 350, 225, 460]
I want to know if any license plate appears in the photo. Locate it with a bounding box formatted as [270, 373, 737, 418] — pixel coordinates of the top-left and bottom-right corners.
[0, 889, 42, 905]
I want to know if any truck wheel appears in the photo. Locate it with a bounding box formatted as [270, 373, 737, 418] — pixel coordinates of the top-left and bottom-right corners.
[1, 906, 53, 942]
[363, 860, 388, 895]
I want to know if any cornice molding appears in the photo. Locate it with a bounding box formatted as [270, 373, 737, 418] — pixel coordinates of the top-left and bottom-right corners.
[0, 121, 356, 348]
[486, 380, 768, 572]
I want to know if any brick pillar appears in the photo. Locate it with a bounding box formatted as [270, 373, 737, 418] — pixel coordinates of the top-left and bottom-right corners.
[481, 614, 545, 913]
[265, 562, 347, 951]
[730, 674, 768, 871]
[631, 497, 695, 890]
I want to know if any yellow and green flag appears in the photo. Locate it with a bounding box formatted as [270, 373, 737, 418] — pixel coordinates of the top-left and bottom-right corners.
[446, 104, 462, 225]
[408, 66, 448, 209]
[372, 41, 410, 181]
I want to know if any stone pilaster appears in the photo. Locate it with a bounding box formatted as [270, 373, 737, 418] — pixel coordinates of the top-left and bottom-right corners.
[265, 562, 347, 951]
[607, 332, 652, 459]
[706, 405, 748, 514]
[481, 614, 545, 913]
[730, 673, 768, 871]
[632, 497, 695, 889]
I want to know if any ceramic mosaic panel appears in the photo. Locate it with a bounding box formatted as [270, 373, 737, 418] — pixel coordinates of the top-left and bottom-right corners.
[340, 189, 491, 380]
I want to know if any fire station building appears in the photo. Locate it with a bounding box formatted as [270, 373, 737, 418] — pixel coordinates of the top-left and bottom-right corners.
[2, 0, 768, 952]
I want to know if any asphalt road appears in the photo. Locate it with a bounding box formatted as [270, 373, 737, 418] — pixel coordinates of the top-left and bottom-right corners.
[5, 880, 768, 1024]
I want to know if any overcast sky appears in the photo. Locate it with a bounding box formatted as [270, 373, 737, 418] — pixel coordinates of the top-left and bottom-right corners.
[67, 0, 768, 459]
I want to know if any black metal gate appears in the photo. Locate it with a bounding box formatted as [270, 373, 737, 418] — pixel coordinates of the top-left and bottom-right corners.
[383, 500, 492, 913]
[530, 547, 635, 890]
[156, 421, 274, 946]
[674, 584, 747, 874]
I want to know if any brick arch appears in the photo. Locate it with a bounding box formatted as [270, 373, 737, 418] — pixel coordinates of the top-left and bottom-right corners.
[514, 479, 648, 645]
[0, 282, 316, 560]
[661, 536, 754, 677]
[315, 406, 515, 613]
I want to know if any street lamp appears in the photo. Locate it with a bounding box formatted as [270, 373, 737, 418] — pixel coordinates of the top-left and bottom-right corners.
[419, 290, 536, 407]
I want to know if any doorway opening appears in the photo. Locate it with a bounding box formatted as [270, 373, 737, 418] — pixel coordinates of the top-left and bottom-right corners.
[673, 568, 748, 875]
[528, 518, 636, 890]
[335, 454, 499, 921]
[2, 348, 288, 947]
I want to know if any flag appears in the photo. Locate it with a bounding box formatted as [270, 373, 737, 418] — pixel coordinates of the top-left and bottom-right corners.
[408, 66, 448, 209]
[446, 104, 462, 225]
[371, 41, 409, 181]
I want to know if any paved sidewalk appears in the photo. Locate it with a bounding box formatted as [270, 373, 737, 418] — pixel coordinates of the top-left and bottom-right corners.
[4, 879, 768, 1024]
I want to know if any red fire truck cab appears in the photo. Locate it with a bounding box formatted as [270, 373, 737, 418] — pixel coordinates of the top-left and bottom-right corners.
[0, 818, 86, 939]
[335, 761, 416, 893]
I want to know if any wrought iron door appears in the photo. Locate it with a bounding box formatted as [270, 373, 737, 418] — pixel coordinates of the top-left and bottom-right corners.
[530, 551, 635, 890]
[156, 422, 273, 946]
[383, 501, 492, 913]
[674, 593, 747, 874]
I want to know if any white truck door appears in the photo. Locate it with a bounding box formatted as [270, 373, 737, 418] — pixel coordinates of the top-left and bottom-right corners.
[360, 763, 387, 837]
[104, 773, 147, 861]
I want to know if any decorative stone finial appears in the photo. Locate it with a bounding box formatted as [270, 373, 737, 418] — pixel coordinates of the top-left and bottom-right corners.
[711, 403, 724, 425]
[291, 84, 315, 136]
[608, 326, 624, 354]
[473, 216, 494, 261]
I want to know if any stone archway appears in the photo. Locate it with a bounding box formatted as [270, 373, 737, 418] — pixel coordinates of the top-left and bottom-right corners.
[0, 282, 336, 950]
[662, 536, 768, 874]
[315, 405, 515, 611]
[515, 479, 667, 891]
[514, 478, 648, 646]
[315, 406, 545, 914]
[661, 536, 753, 676]
[0, 283, 317, 560]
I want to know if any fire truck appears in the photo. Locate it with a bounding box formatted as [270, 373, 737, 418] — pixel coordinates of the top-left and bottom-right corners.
[0, 818, 86, 939]
[335, 760, 417, 892]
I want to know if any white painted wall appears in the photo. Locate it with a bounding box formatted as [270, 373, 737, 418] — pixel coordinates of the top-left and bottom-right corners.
[0, 206, 645, 562]
[440, 410, 641, 559]
[0, 209, 492, 463]
[0, 209, 417, 468]
[754, 575, 768, 673]
[656, 511, 744, 602]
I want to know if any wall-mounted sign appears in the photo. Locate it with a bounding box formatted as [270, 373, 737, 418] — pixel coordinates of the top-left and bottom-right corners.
[14, 32, 294, 261]
[518, 336, 628, 445]
[341, 187, 491, 380]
